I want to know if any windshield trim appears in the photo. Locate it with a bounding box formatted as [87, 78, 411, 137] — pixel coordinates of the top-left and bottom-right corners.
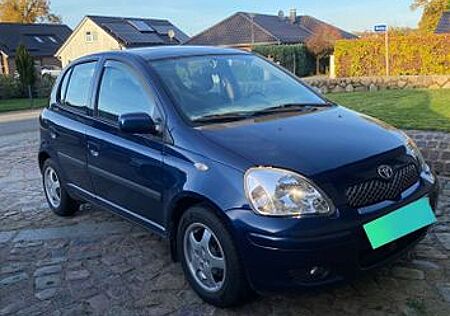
[148, 53, 331, 127]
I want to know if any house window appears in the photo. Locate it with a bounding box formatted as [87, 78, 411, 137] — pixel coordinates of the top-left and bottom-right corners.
[48, 36, 58, 44]
[85, 31, 94, 42]
[34, 36, 44, 43]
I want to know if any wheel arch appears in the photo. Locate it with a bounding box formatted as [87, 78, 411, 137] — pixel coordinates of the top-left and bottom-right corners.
[38, 150, 51, 173]
[167, 192, 234, 262]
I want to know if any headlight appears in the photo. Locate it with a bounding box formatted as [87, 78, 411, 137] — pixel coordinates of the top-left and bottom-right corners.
[405, 138, 430, 173]
[244, 167, 334, 217]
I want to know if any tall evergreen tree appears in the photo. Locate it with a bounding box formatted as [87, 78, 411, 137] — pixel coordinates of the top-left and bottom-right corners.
[16, 44, 36, 104]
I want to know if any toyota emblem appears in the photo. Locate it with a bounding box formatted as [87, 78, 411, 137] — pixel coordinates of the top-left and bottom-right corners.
[377, 165, 394, 180]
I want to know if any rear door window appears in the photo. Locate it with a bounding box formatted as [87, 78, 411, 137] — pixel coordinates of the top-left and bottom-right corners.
[64, 62, 97, 112]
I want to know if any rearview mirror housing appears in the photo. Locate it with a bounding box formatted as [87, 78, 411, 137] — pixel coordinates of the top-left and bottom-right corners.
[118, 112, 157, 134]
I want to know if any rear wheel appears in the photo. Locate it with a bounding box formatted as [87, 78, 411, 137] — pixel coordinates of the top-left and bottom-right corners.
[177, 205, 252, 307]
[42, 159, 80, 216]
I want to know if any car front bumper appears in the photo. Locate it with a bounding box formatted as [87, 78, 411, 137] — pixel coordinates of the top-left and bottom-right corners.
[226, 176, 439, 292]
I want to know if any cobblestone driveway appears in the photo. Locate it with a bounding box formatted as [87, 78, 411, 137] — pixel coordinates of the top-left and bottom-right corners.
[1, 131, 449, 316]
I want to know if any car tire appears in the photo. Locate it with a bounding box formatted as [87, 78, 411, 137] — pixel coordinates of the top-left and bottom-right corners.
[177, 204, 252, 307]
[42, 159, 80, 216]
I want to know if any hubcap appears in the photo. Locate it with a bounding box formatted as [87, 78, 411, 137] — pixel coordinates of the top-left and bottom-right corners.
[44, 166, 61, 208]
[183, 223, 226, 292]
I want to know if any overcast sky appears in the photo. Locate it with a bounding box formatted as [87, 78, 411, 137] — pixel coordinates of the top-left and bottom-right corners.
[52, 0, 423, 35]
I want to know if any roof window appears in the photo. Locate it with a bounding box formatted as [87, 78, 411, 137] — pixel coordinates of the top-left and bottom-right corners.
[127, 20, 154, 32]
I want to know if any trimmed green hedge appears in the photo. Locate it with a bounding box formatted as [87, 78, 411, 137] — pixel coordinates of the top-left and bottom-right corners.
[0, 74, 55, 99]
[334, 34, 450, 77]
[252, 44, 315, 77]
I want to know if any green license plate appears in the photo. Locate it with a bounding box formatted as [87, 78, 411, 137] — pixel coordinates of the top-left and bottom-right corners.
[363, 197, 436, 249]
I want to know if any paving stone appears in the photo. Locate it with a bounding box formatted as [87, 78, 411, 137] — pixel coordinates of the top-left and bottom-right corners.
[411, 259, 441, 270]
[0, 302, 27, 316]
[0, 262, 26, 275]
[437, 283, 450, 303]
[414, 245, 448, 260]
[0, 272, 28, 286]
[391, 267, 425, 280]
[35, 288, 57, 300]
[436, 233, 450, 251]
[13, 240, 43, 248]
[0, 231, 15, 243]
[33, 265, 63, 277]
[86, 294, 109, 314]
[66, 269, 90, 281]
[35, 274, 60, 290]
[36, 257, 67, 267]
[13, 222, 132, 242]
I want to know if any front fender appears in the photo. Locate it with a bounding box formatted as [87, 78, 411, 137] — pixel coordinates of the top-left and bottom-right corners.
[162, 145, 250, 228]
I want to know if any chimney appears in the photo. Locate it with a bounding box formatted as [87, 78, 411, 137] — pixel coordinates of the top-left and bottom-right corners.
[289, 8, 297, 23]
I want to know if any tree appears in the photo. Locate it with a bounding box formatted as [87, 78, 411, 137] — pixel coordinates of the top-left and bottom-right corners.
[306, 25, 342, 75]
[15, 44, 36, 104]
[411, 0, 449, 33]
[0, 0, 61, 23]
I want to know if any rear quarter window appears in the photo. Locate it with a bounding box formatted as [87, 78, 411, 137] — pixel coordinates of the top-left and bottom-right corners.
[63, 62, 97, 112]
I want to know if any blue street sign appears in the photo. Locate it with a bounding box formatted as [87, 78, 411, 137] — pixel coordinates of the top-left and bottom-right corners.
[374, 24, 387, 32]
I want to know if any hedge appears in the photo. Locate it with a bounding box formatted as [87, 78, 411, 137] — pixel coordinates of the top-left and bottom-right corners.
[0, 74, 55, 99]
[334, 34, 450, 77]
[252, 44, 315, 77]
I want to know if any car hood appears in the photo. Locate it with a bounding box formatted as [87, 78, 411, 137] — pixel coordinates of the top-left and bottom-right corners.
[197, 106, 406, 177]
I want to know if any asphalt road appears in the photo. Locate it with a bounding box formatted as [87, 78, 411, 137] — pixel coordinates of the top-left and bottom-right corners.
[0, 110, 41, 136]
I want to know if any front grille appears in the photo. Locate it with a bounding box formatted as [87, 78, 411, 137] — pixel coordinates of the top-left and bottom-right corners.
[346, 163, 419, 208]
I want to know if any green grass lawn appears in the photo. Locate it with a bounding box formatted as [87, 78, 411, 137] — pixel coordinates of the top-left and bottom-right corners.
[0, 98, 48, 113]
[327, 89, 450, 133]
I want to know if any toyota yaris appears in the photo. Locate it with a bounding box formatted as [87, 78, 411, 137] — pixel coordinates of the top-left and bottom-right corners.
[39, 46, 439, 307]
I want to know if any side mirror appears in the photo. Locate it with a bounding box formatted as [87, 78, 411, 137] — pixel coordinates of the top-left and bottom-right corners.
[118, 112, 157, 134]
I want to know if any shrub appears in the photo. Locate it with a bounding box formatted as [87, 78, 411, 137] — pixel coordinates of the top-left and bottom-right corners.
[35, 74, 55, 98]
[334, 34, 450, 77]
[252, 44, 315, 77]
[0, 74, 55, 99]
[0, 75, 22, 99]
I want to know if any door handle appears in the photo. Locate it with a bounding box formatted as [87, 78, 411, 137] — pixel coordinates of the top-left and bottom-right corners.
[87, 141, 100, 158]
[49, 127, 58, 140]
[89, 148, 99, 157]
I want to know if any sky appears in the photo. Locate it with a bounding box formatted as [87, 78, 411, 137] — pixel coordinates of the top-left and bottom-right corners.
[52, 0, 423, 36]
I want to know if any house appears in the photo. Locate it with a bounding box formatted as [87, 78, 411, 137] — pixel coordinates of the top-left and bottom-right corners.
[435, 11, 450, 33]
[56, 15, 190, 67]
[186, 9, 357, 50]
[0, 23, 72, 75]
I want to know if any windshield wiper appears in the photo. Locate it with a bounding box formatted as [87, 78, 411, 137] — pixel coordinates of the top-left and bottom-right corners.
[192, 111, 254, 124]
[192, 103, 332, 124]
[247, 103, 330, 116]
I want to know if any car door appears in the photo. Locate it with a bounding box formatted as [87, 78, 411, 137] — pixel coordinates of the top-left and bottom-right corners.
[49, 61, 98, 191]
[86, 60, 166, 230]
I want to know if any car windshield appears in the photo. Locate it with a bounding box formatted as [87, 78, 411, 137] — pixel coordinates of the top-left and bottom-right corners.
[149, 54, 328, 124]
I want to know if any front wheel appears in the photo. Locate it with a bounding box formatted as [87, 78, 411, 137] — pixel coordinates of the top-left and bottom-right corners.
[177, 205, 252, 307]
[42, 159, 80, 216]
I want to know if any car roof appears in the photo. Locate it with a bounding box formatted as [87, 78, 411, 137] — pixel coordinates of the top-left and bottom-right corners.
[80, 45, 250, 62]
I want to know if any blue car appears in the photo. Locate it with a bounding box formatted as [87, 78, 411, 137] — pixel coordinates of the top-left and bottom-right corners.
[39, 46, 439, 307]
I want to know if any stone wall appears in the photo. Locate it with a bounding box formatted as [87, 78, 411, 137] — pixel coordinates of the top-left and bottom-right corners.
[302, 75, 450, 94]
[407, 130, 450, 177]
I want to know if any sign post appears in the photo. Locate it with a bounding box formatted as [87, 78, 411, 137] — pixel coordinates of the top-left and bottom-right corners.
[374, 24, 389, 76]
